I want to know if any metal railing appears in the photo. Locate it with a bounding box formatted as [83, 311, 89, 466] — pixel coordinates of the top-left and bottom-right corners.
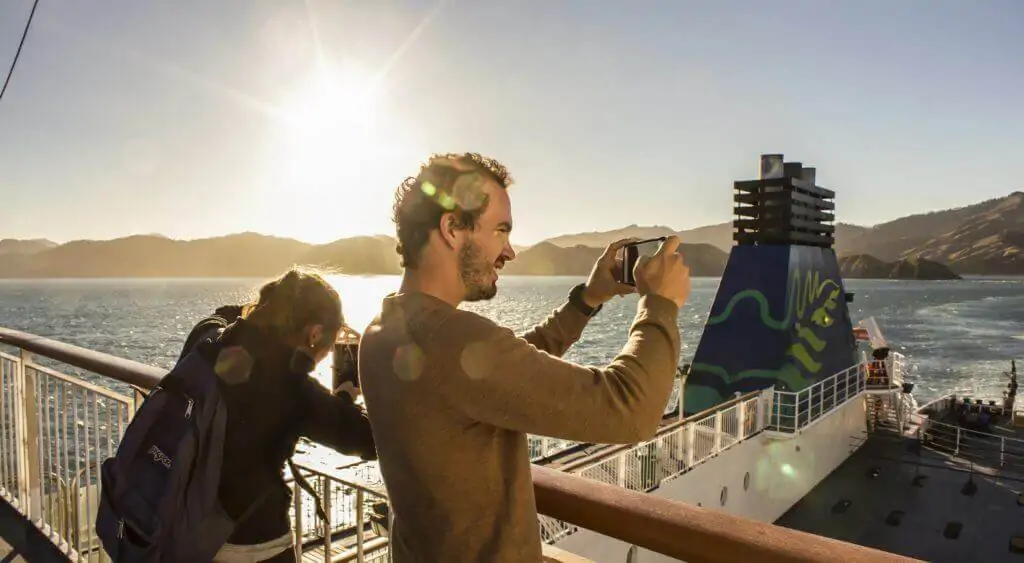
[539, 388, 772, 544]
[1, 352, 25, 512]
[770, 362, 867, 433]
[287, 462, 391, 563]
[0, 327, 916, 562]
[911, 394, 1024, 473]
[0, 329, 388, 562]
[916, 416, 1024, 469]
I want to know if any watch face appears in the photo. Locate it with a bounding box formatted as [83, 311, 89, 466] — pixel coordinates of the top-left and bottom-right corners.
[760, 154, 784, 179]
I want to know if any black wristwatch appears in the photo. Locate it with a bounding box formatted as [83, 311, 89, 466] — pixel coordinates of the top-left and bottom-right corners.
[568, 283, 602, 317]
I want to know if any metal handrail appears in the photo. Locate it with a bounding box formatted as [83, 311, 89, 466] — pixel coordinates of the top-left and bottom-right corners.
[0, 328, 164, 389]
[0, 326, 916, 562]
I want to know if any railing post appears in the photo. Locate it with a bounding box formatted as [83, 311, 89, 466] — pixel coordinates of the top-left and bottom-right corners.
[677, 376, 684, 423]
[322, 476, 332, 563]
[955, 427, 961, 456]
[14, 349, 43, 520]
[685, 423, 695, 468]
[617, 455, 626, 488]
[757, 391, 767, 430]
[355, 489, 365, 562]
[713, 412, 723, 453]
[292, 477, 304, 561]
[130, 387, 147, 421]
[737, 401, 747, 440]
[1001, 437, 1006, 467]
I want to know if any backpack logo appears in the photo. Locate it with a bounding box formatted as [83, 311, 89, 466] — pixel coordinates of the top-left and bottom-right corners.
[148, 445, 172, 469]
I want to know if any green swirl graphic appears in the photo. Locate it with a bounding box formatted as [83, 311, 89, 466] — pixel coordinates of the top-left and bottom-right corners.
[692, 268, 843, 397]
[691, 362, 806, 390]
[706, 270, 839, 329]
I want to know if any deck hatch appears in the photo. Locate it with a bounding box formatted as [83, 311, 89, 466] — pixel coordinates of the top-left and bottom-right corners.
[831, 499, 852, 514]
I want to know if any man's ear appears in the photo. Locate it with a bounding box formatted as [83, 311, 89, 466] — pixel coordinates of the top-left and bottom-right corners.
[438, 212, 461, 249]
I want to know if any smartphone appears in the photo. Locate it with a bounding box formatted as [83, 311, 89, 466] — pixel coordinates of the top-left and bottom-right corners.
[617, 237, 667, 286]
[332, 327, 360, 398]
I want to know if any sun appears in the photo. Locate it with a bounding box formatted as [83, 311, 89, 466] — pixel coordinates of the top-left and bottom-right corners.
[269, 60, 420, 243]
[281, 62, 379, 191]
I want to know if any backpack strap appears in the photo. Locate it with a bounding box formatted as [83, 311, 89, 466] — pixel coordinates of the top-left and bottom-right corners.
[287, 458, 329, 526]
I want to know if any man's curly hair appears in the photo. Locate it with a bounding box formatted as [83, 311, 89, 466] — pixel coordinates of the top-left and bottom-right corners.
[392, 152, 513, 268]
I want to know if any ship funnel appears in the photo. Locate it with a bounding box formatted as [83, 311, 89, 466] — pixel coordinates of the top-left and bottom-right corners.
[683, 154, 856, 414]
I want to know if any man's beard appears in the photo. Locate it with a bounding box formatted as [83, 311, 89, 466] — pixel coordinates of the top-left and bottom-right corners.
[459, 240, 499, 302]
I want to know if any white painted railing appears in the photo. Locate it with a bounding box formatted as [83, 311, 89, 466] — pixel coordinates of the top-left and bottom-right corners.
[0, 352, 26, 513]
[287, 461, 391, 563]
[769, 362, 867, 433]
[916, 415, 1024, 470]
[0, 337, 389, 563]
[913, 392, 1024, 472]
[540, 353, 911, 543]
[539, 387, 773, 544]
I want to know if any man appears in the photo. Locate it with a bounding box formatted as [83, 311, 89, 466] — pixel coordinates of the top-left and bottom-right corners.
[359, 152, 691, 562]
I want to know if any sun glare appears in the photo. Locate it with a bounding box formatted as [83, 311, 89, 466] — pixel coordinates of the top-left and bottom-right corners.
[270, 59, 421, 243]
[282, 63, 379, 189]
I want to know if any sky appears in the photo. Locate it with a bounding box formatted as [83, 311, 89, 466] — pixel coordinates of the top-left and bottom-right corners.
[1, 0, 1022, 246]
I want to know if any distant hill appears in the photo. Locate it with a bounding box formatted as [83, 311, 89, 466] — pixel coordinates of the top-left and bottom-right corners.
[504, 242, 729, 277]
[544, 226, 677, 249]
[839, 254, 961, 280]
[543, 223, 869, 253]
[896, 192, 1024, 275]
[0, 233, 312, 278]
[6, 191, 1024, 278]
[300, 236, 402, 275]
[840, 192, 1024, 272]
[537, 191, 1024, 275]
[0, 239, 57, 255]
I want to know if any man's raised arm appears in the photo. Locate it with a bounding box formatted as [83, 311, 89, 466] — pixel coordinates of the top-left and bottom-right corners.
[431, 237, 691, 445]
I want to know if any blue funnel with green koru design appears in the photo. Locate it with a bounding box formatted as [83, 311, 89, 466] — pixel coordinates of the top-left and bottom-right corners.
[682, 154, 858, 415]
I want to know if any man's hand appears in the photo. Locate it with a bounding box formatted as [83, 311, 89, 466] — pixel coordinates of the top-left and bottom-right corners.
[635, 235, 691, 309]
[582, 238, 639, 307]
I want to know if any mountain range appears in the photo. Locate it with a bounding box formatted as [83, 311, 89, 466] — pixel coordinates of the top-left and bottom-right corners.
[1, 191, 1021, 279]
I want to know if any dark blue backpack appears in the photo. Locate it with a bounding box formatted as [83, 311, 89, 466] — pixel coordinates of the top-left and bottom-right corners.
[95, 327, 268, 562]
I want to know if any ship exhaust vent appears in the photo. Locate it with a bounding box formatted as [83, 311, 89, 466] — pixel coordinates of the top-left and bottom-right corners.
[733, 154, 836, 248]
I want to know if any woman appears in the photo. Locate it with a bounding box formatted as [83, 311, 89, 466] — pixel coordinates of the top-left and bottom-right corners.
[178, 267, 377, 562]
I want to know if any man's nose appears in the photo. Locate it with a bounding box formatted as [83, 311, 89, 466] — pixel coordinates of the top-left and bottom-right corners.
[503, 242, 516, 261]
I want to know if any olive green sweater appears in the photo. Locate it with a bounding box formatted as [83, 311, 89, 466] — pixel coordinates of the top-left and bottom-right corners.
[359, 289, 681, 562]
